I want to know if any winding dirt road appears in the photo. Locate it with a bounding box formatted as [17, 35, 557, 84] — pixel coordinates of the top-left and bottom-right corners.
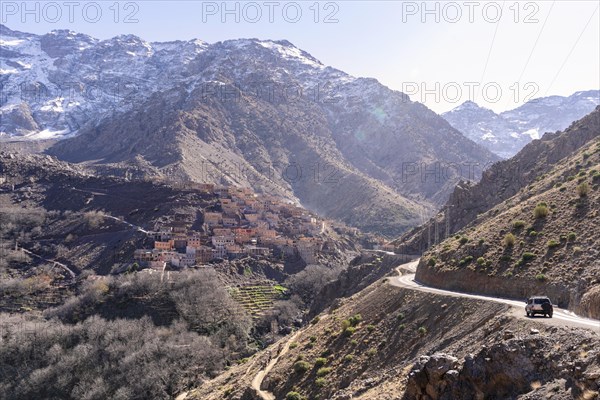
[390, 260, 600, 332]
[251, 330, 302, 400]
[19, 247, 76, 279]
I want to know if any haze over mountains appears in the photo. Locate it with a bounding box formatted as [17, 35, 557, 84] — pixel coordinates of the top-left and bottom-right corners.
[0, 24, 499, 235]
[443, 90, 599, 158]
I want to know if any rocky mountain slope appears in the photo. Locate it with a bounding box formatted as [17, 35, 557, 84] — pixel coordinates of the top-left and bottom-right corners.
[444, 91, 599, 158]
[414, 108, 600, 319]
[183, 273, 600, 399]
[0, 24, 499, 236]
[396, 107, 600, 254]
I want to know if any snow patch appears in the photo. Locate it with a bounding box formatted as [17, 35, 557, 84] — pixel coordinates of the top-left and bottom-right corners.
[0, 39, 24, 46]
[522, 128, 539, 140]
[25, 128, 69, 140]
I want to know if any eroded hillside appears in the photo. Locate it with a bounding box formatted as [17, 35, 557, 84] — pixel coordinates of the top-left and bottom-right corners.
[416, 128, 600, 319]
[183, 271, 600, 399]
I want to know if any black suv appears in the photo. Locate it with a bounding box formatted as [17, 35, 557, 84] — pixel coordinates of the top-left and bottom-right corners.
[525, 296, 553, 318]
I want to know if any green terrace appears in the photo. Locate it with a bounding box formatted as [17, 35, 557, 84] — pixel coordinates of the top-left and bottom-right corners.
[228, 283, 288, 319]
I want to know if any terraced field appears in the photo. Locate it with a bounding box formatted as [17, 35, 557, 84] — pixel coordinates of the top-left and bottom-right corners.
[228, 283, 288, 319]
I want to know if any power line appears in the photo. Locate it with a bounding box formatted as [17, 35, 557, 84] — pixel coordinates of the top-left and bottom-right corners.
[480, 1, 506, 85]
[516, 1, 556, 84]
[545, 4, 599, 96]
[502, 1, 555, 111]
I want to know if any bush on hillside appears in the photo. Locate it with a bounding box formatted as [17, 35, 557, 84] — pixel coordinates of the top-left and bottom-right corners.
[533, 203, 549, 219]
[577, 182, 590, 197]
[503, 233, 516, 247]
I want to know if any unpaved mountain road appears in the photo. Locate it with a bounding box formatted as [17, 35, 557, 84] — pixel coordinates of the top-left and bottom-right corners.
[19, 247, 77, 279]
[251, 330, 302, 400]
[391, 260, 600, 333]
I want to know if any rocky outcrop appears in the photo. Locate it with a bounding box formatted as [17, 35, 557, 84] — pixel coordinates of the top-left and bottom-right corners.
[579, 285, 600, 320]
[405, 330, 600, 400]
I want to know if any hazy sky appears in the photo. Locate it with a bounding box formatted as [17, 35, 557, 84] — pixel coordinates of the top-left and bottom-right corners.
[3, 1, 599, 113]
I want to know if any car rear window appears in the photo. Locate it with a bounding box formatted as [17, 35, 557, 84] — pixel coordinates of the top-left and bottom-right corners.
[534, 298, 550, 304]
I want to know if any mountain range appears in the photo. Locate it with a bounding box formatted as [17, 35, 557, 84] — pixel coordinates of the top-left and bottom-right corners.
[443, 90, 599, 158]
[0, 24, 499, 235]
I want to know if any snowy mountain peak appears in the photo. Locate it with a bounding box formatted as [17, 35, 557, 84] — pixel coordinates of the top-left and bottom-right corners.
[443, 90, 600, 159]
[0, 26, 370, 141]
[453, 100, 481, 111]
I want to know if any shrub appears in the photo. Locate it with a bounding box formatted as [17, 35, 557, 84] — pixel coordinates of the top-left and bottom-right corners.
[459, 236, 469, 245]
[397, 313, 405, 321]
[366, 324, 376, 332]
[522, 252, 536, 262]
[577, 182, 590, 197]
[418, 326, 427, 336]
[309, 336, 317, 343]
[340, 319, 351, 330]
[289, 342, 299, 349]
[503, 233, 516, 247]
[344, 327, 357, 337]
[535, 274, 547, 282]
[348, 314, 362, 327]
[314, 357, 327, 367]
[476, 257, 486, 266]
[529, 230, 537, 237]
[500, 255, 512, 262]
[315, 377, 327, 387]
[350, 339, 358, 345]
[398, 323, 406, 330]
[427, 257, 437, 267]
[316, 367, 332, 377]
[83, 211, 104, 229]
[366, 348, 377, 356]
[547, 240, 560, 249]
[513, 220, 526, 229]
[286, 392, 305, 400]
[293, 361, 311, 374]
[311, 316, 320, 325]
[343, 354, 354, 362]
[478, 239, 485, 245]
[533, 203, 549, 219]
[567, 232, 577, 241]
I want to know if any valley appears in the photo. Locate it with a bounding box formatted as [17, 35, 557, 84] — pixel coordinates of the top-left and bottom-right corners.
[1, 14, 599, 400]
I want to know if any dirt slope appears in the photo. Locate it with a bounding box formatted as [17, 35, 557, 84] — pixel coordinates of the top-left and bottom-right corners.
[416, 133, 600, 319]
[182, 268, 600, 399]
